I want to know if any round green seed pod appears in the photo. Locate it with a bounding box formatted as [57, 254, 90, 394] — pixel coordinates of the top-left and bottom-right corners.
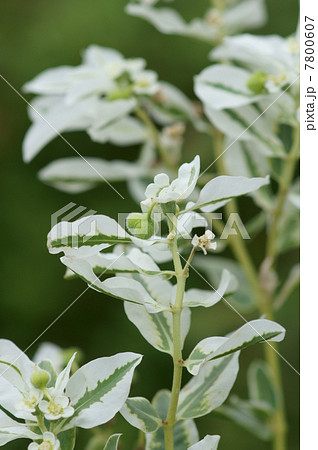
[247, 70, 268, 94]
[30, 369, 50, 389]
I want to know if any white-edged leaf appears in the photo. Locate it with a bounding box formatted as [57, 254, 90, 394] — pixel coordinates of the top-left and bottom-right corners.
[188, 435, 220, 450]
[126, 4, 217, 42]
[185, 319, 285, 376]
[146, 390, 199, 450]
[217, 398, 272, 441]
[48, 215, 131, 254]
[59, 257, 164, 312]
[0, 411, 40, 445]
[204, 104, 285, 157]
[120, 397, 161, 433]
[103, 433, 122, 450]
[177, 353, 239, 419]
[39, 157, 151, 193]
[55, 353, 76, 394]
[192, 175, 269, 213]
[223, 0, 267, 33]
[63, 353, 142, 429]
[195, 64, 264, 110]
[88, 115, 147, 145]
[194, 255, 256, 312]
[183, 269, 234, 308]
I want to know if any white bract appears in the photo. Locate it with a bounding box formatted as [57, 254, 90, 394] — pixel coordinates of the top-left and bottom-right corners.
[0, 339, 142, 449]
[126, 0, 267, 43]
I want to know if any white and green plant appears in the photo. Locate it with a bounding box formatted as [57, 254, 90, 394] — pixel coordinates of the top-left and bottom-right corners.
[14, 1, 300, 449]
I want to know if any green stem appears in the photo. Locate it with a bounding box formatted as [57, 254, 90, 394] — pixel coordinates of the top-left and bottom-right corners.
[135, 106, 177, 172]
[37, 414, 47, 433]
[266, 125, 300, 259]
[164, 216, 187, 450]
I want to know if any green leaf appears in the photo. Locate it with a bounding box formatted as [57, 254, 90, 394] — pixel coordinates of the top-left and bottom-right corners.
[38, 360, 57, 388]
[189, 435, 220, 449]
[145, 390, 199, 450]
[120, 397, 161, 433]
[177, 354, 239, 419]
[103, 434, 122, 450]
[62, 353, 142, 430]
[247, 360, 278, 413]
[58, 427, 76, 450]
[191, 174, 269, 213]
[185, 320, 285, 376]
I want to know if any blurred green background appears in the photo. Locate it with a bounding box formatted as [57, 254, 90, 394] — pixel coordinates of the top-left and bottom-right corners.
[0, 1, 299, 449]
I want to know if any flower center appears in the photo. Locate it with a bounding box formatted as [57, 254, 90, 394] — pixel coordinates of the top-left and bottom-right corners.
[47, 400, 64, 416]
[23, 395, 38, 409]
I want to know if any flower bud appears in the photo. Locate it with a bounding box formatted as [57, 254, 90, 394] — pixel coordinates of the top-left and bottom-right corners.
[126, 212, 155, 239]
[30, 368, 50, 390]
[247, 70, 268, 94]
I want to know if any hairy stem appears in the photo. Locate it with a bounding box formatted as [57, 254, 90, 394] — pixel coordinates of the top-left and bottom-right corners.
[164, 217, 187, 450]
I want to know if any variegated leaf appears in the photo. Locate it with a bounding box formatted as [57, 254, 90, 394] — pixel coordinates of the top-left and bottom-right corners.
[38, 360, 57, 388]
[204, 104, 286, 157]
[185, 320, 285, 376]
[183, 270, 235, 308]
[191, 175, 269, 213]
[217, 398, 272, 441]
[124, 275, 190, 353]
[194, 255, 256, 312]
[59, 257, 165, 313]
[103, 433, 122, 450]
[146, 390, 199, 450]
[120, 397, 161, 433]
[177, 353, 239, 419]
[0, 410, 40, 445]
[48, 215, 131, 254]
[188, 435, 220, 450]
[62, 353, 142, 430]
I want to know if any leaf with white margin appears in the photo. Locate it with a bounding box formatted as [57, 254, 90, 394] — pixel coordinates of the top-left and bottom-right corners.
[217, 398, 272, 441]
[194, 64, 264, 110]
[38, 360, 58, 388]
[0, 339, 34, 390]
[204, 104, 286, 157]
[124, 274, 191, 353]
[34, 342, 64, 373]
[88, 116, 148, 145]
[177, 206, 207, 239]
[0, 410, 40, 446]
[185, 320, 285, 376]
[55, 353, 76, 394]
[188, 435, 220, 450]
[124, 302, 191, 355]
[147, 81, 199, 125]
[62, 353, 142, 430]
[39, 157, 152, 193]
[59, 257, 165, 312]
[194, 255, 256, 313]
[22, 96, 98, 163]
[190, 175, 269, 213]
[126, 5, 217, 42]
[182, 270, 235, 308]
[177, 352, 239, 419]
[103, 433, 122, 450]
[120, 397, 161, 433]
[223, 0, 267, 33]
[146, 390, 199, 450]
[48, 215, 132, 253]
[57, 427, 76, 450]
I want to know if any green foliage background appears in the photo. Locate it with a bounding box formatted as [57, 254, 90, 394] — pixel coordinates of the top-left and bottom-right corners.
[0, 1, 299, 449]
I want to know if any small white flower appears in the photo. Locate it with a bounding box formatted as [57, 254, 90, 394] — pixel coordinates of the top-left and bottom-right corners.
[144, 155, 200, 204]
[132, 70, 159, 95]
[191, 230, 217, 255]
[39, 394, 74, 421]
[28, 432, 60, 450]
[15, 387, 43, 414]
